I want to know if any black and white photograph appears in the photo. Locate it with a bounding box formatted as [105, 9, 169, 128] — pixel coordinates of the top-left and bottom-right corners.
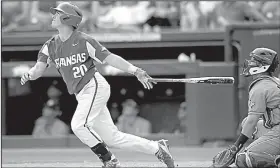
[1, 0, 280, 167]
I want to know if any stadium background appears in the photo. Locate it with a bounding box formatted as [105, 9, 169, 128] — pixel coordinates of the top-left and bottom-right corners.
[1, 1, 280, 167]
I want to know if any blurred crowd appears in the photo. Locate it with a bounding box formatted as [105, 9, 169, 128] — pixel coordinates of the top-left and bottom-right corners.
[32, 80, 70, 138]
[2, 1, 280, 33]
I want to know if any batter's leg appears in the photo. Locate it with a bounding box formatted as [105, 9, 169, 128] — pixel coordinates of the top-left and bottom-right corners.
[93, 106, 158, 154]
[91, 106, 175, 167]
[84, 73, 175, 167]
[71, 76, 119, 167]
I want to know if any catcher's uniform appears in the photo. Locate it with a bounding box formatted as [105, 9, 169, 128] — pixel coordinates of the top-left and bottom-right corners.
[37, 30, 159, 154]
[212, 48, 279, 168]
[236, 76, 280, 167]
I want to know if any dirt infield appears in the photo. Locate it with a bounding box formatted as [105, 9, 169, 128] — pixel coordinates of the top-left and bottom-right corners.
[2, 147, 226, 167]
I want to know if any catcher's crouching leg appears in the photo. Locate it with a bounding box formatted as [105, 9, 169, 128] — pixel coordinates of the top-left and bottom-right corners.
[235, 151, 277, 168]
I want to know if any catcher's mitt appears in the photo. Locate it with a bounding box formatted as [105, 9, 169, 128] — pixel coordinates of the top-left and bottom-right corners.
[211, 145, 241, 168]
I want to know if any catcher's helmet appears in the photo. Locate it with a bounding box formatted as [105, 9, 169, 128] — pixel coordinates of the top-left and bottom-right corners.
[50, 2, 83, 29]
[241, 48, 279, 77]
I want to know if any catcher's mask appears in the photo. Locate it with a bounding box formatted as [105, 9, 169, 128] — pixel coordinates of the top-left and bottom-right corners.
[241, 48, 279, 77]
[50, 2, 83, 29]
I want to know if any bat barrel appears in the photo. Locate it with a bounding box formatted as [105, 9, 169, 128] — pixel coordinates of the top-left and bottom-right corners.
[148, 77, 234, 84]
[206, 77, 234, 84]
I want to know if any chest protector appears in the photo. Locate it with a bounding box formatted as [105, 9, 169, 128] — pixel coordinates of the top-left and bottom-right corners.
[249, 76, 280, 128]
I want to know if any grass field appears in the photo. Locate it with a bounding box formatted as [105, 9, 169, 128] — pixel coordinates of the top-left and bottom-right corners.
[2, 147, 226, 167]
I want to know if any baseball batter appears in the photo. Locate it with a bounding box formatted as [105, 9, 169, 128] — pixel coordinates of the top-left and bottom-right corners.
[211, 48, 280, 168]
[20, 2, 174, 168]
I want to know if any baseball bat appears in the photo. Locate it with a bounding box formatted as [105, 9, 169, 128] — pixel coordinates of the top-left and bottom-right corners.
[148, 77, 234, 84]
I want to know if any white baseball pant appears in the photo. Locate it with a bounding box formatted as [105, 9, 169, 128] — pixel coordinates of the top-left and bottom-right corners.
[71, 72, 159, 154]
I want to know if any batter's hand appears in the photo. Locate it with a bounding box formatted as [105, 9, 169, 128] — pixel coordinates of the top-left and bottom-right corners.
[20, 72, 30, 85]
[134, 68, 156, 90]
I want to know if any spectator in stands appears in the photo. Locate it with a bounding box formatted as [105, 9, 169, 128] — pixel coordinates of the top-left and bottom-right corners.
[158, 101, 188, 134]
[30, 1, 57, 31]
[144, 1, 178, 32]
[8, 63, 32, 97]
[116, 99, 152, 136]
[174, 101, 188, 134]
[199, 1, 220, 16]
[69, 1, 97, 32]
[248, 1, 265, 12]
[180, 1, 208, 31]
[32, 99, 69, 137]
[110, 102, 121, 124]
[88, 1, 114, 32]
[2, 1, 33, 32]
[261, 1, 280, 21]
[209, 1, 268, 29]
[47, 80, 62, 104]
[96, 1, 153, 32]
[92, 1, 116, 17]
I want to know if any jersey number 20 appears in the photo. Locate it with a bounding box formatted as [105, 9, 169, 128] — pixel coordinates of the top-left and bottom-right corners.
[73, 64, 88, 78]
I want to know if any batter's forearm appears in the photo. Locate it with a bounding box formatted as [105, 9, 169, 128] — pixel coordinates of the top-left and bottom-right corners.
[28, 62, 47, 80]
[105, 54, 138, 74]
[28, 66, 40, 80]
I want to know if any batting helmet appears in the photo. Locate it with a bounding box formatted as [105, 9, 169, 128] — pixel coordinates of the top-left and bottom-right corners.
[241, 48, 279, 77]
[50, 2, 83, 29]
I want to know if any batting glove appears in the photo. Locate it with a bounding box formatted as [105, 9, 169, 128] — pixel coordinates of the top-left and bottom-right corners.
[134, 68, 156, 90]
[20, 72, 30, 85]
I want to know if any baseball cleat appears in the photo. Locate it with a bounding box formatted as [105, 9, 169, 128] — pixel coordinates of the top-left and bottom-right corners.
[156, 139, 175, 168]
[102, 158, 121, 168]
[275, 155, 280, 168]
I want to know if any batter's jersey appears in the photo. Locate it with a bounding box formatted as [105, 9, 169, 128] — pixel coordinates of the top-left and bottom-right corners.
[37, 30, 111, 94]
[248, 76, 280, 128]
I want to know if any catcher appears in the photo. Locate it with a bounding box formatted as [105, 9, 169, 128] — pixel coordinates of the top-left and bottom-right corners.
[211, 48, 280, 168]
